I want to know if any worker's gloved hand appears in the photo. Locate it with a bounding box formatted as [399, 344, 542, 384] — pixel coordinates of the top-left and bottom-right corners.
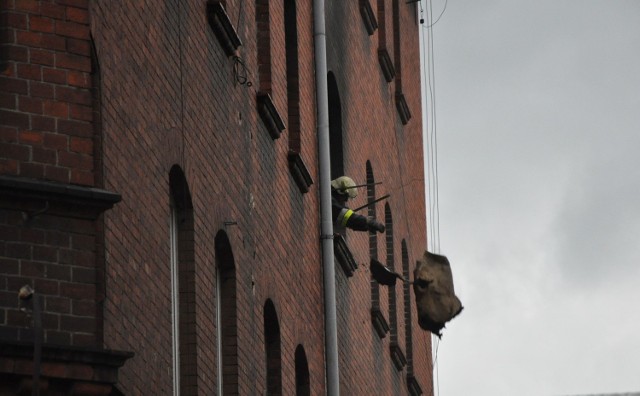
[367, 218, 385, 233]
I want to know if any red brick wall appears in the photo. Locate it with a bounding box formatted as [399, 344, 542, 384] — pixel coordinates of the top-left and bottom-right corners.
[0, 0, 108, 353]
[326, 0, 432, 394]
[1, 0, 95, 186]
[3, 0, 430, 395]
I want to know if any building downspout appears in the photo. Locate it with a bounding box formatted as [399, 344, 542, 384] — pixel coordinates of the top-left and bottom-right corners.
[313, 0, 340, 395]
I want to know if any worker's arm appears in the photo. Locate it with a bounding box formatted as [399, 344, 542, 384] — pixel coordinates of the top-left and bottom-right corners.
[333, 202, 385, 233]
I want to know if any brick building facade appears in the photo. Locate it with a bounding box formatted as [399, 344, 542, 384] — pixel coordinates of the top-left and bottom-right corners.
[1, 0, 432, 394]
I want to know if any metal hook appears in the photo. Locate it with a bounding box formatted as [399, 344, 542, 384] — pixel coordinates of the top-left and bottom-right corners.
[22, 201, 50, 225]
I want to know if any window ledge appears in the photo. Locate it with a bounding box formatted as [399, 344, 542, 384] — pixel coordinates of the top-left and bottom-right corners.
[371, 307, 389, 339]
[378, 48, 395, 83]
[360, 0, 378, 36]
[407, 374, 423, 396]
[390, 343, 407, 371]
[207, 1, 242, 57]
[334, 234, 358, 277]
[287, 151, 313, 193]
[395, 92, 411, 125]
[256, 92, 285, 139]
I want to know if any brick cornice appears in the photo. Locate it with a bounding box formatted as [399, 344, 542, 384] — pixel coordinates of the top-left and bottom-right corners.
[0, 175, 120, 218]
[0, 340, 133, 395]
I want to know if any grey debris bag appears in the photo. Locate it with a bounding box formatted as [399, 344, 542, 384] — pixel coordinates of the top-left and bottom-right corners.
[413, 251, 463, 338]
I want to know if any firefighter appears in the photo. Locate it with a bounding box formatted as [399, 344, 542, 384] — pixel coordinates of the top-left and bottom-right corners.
[331, 176, 385, 233]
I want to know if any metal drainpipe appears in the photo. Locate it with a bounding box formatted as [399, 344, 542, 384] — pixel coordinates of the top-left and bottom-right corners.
[313, 0, 340, 395]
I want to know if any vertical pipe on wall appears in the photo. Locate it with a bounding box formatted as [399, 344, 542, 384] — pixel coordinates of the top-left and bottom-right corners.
[313, 0, 340, 395]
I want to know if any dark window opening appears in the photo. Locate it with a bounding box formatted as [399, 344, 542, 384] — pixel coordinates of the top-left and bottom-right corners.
[215, 230, 238, 395]
[264, 299, 282, 395]
[295, 345, 310, 396]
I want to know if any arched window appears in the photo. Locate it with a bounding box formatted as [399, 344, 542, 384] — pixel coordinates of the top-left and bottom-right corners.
[392, 0, 402, 91]
[215, 230, 238, 395]
[264, 299, 282, 395]
[328, 72, 344, 180]
[368, 162, 388, 338]
[169, 165, 198, 395]
[91, 37, 103, 188]
[403, 240, 422, 393]
[402, 240, 414, 373]
[392, 0, 411, 124]
[385, 204, 396, 336]
[285, 0, 300, 154]
[255, 0, 272, 94]
[386, 204, 405, 369]
[377, 0, 395, 82]
[295, 345, 310, 396]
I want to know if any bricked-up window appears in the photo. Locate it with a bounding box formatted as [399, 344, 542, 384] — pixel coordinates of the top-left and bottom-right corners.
[256, 0, 272, 94]
[369, 161, 389, 337]
[368, 162, 379, 300]
[377, 0, 395, 82]
[392, 0, 402, 92]
[169, 166, 198, 396]
[295, 345, 310, 396]
[284, 0, 300, 153]
[328, 73, 344, 179]
[215, 230, 238, 395]
[91, 38, 104, 188]
[385, 205, 398, 343]
[402, 240, 414, 374]
[264, 299, 282, 395]
[378, 0, 387, 49]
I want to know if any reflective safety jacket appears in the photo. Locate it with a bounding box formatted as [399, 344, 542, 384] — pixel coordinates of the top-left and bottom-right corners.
[331, 195, 368, 231]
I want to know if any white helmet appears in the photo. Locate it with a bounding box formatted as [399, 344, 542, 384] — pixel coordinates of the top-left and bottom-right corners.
[331, 176, 358, 199]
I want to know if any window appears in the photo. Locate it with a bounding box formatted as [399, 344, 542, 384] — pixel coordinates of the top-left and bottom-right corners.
[169, 165, 198, 395]
[295, 345, 310, 396]
[403, 240, 423, 394]
[255, 0, 272, 94]
[328, 72, 345, 180]
[215, 230, 238, 395]
[264, 300, 282, 395]
[285, 0, 300, 154]
[387, 205, 406, 369]
[392, 0, 411, 123]
[377, 0, 395, 82]
[402, 240, 412, 371]
[368, 161, 389, 338]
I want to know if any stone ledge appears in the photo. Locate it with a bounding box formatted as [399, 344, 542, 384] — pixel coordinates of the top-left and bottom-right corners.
[371, 307, 389, 339]
[287, 151, 313, 193]
[359, 0, 378, 35]
[207, 0, 242, 57]
[395, 92, 411, 125]
[407, 374, 423, 396]
[390, 342, 407, 371]
[334, 234, 357, 277]
[256, 92, 286, 140]
[378, 48, 395, 83]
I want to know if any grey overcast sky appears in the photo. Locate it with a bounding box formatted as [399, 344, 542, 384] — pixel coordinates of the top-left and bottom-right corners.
[419, 1, 640, 395]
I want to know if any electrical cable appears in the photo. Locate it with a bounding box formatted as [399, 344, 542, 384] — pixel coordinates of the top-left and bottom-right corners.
[428, 1, 441, 253]
[421, 2, 444, 395]
[233, 0, 253, 88]
[425, 0, 448, 28]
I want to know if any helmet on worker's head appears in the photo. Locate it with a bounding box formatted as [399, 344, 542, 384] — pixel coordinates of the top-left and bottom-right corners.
[331, 176, 358, 199]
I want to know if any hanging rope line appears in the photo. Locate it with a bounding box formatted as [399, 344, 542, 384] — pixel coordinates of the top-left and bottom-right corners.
[420, 1, 446, 395]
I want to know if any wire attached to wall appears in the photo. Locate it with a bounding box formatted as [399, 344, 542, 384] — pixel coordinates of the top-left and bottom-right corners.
[232, 55, 252, 87]
[233, 0, 253, 88]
